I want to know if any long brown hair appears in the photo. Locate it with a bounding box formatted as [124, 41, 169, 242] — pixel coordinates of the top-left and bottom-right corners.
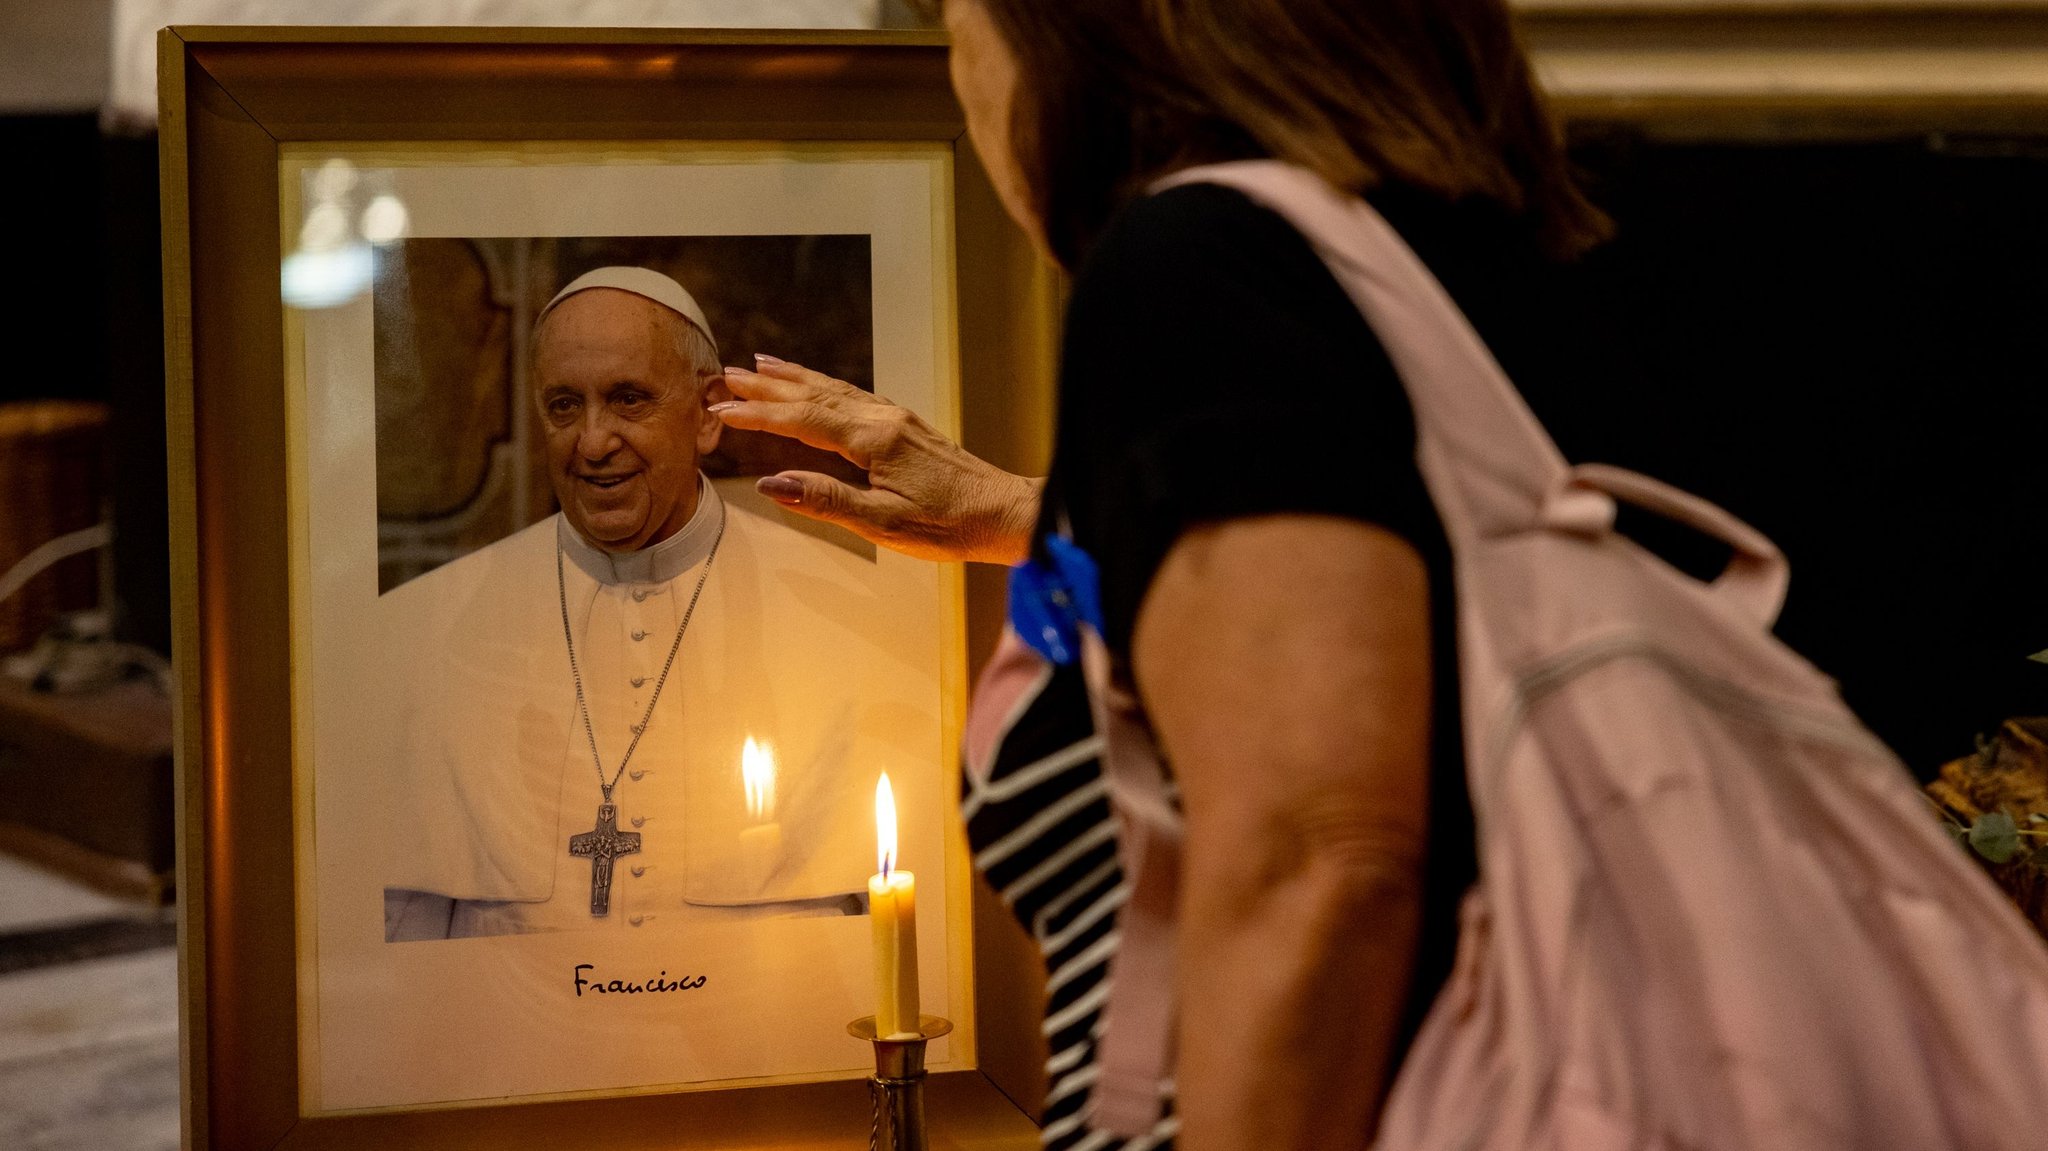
[945, 0, 1607, 267]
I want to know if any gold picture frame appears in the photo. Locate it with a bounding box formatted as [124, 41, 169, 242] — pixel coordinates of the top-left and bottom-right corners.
[1517, 0, 2048, 138]
[161, 26, 1057, 1150]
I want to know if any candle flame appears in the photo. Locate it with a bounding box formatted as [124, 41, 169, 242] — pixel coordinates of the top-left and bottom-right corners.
[742, 737, 775, 821]
[876, 773, 897, 879]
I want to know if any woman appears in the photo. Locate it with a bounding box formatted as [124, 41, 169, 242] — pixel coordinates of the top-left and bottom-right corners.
[713, 1, 1605, 1145]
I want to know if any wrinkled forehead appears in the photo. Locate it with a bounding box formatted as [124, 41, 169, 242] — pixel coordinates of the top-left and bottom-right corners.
[531, 290, 689, 378]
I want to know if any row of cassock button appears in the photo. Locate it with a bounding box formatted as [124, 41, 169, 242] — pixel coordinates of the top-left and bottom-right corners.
[622, 579, 666, 928]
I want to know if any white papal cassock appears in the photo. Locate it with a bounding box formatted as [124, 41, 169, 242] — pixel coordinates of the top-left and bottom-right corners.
[381, 474, 898, 939]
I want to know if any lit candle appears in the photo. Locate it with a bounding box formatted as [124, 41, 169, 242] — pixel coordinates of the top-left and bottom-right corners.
[738, 737, 781, 891]
[870, 773, 920, 1039]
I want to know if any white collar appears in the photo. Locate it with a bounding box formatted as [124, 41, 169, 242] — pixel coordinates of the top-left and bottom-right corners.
[557, 473, 724, 586]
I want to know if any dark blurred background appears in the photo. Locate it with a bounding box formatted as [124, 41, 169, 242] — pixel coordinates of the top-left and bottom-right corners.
[1555, 129, 2048, 772]
[0, 114, 169, 659]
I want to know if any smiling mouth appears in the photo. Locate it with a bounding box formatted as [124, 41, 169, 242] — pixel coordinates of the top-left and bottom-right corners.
[578, 473, 636, 491]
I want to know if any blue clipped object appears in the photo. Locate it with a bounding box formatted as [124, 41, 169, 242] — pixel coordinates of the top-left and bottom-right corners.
[1008, 535, 1104, 666]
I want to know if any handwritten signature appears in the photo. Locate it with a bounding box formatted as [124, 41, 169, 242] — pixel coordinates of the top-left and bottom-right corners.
[572, 962, 710, 997]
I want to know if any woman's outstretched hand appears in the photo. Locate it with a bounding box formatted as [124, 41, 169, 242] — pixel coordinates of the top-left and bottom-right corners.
[712, 356, 1041, 565]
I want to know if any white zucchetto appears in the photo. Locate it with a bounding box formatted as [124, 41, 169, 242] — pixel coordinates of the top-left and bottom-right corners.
[537, 265, 718, 358]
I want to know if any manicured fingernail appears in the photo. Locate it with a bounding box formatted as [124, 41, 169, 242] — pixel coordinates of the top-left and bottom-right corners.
[757, 476, 804, 502]
[707, 401, 741, 413]
[755, 353, 785, 366]
[723, 365, 753, 377]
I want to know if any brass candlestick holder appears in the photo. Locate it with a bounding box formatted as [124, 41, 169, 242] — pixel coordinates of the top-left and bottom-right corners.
[848, 1014, 952, 1151]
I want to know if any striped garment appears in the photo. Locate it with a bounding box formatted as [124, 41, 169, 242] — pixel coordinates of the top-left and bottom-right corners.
[962, 659, 1180, 1150]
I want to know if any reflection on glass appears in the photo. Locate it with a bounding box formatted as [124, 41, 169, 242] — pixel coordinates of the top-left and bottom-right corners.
[284, 159, 408, 309]
[740, 737, 781, 888]
[360, 194, 409, 245]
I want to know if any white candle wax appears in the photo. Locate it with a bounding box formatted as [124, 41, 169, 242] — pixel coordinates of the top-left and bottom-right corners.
[870, 868, 919, 1037]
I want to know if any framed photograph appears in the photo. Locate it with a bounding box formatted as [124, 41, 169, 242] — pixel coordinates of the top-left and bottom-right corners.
[162, 28, 1059, 1150]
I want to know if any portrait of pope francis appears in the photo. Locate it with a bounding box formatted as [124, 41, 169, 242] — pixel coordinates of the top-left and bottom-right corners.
[380, 266, 890, 942]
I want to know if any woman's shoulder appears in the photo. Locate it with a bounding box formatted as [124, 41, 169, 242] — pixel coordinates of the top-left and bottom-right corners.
[1075, 180, 1332, 297]
[1064, 180, 1377, 368]
[1097, 179, 1294, 243]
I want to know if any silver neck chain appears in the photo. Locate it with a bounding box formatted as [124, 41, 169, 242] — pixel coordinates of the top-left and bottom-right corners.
[555, 515, 725, 803]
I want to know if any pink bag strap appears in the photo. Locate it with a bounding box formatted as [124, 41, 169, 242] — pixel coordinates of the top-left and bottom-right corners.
[1560, 463, 1789, 627]
[1081, 627, 1182, 1134]
[960, 620, 1179, 1133]
[962, 629, 1055, 790]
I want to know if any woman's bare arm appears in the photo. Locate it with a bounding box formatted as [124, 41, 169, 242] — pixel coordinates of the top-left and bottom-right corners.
[1132, 513, 1434, 1151]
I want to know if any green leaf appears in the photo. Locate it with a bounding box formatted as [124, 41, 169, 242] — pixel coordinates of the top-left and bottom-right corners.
[1970, 811, 2024, 864]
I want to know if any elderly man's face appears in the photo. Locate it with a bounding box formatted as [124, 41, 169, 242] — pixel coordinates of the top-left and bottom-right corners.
[535, 289, 722, 553]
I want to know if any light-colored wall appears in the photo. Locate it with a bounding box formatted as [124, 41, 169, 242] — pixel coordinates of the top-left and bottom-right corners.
[106, 0, 896, 129]
[0, 0, 906, 122]
[0, 0, 113, 114]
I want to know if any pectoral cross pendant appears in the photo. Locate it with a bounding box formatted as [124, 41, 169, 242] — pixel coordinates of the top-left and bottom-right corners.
[568, 802, 642, 917]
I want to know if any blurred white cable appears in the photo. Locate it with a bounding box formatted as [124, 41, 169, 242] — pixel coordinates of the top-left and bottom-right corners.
[0, 523, 111, 610]
[0, 522, 175, 694]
